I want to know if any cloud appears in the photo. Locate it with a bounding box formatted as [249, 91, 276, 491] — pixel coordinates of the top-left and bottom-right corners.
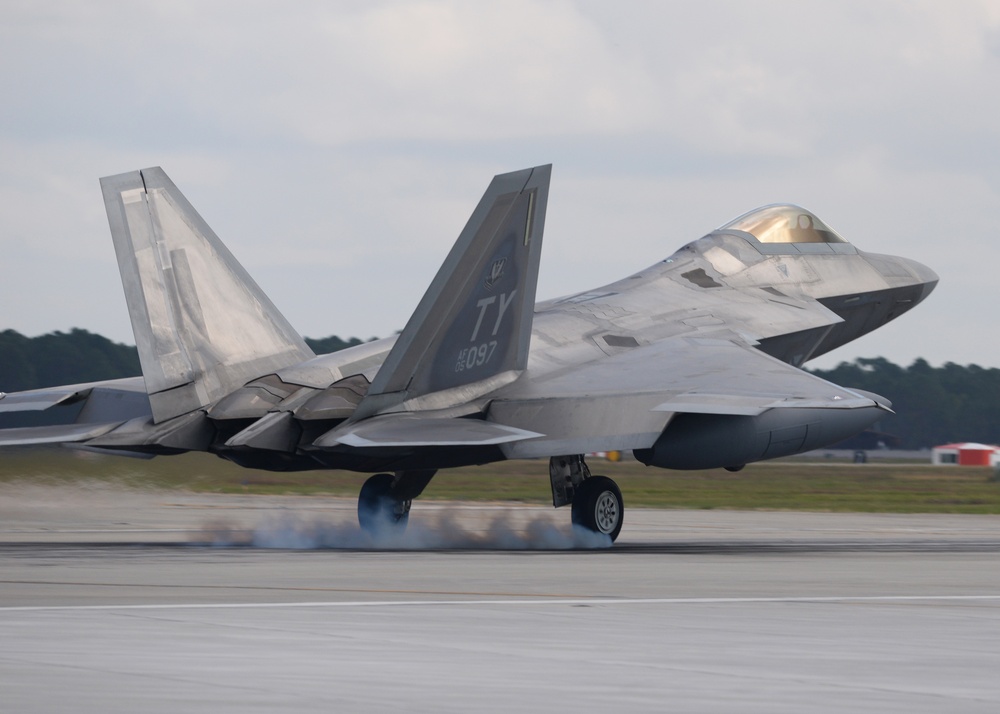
[0, 1, 998, 367]
[253, 1, 661, 145]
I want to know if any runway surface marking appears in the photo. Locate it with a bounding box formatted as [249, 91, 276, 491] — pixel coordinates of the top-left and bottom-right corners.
[3, 594, 999, 612]
[0, 579, 584, 599]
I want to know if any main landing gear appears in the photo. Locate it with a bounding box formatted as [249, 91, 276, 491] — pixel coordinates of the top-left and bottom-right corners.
[571, 476, 624, 541]
[550, 455, 624, 542]
[355, 458, 625, 544]
[357, 470, 436, 538]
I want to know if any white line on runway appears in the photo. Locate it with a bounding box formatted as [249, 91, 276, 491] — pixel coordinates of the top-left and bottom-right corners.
[2, 594, 1000, 612]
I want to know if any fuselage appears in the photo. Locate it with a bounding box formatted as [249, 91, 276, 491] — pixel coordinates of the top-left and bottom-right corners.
[286, 204, 938, 387]
[219, 204, 935, 472]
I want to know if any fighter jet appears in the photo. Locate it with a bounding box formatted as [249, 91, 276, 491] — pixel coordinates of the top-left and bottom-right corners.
[0, 166, 937, 542]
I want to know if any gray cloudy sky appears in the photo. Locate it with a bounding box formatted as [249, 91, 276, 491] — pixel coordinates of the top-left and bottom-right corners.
[1, 1, 997, 369]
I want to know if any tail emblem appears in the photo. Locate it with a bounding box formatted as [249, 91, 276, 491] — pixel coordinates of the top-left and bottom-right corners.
[485, 258, 507, 290]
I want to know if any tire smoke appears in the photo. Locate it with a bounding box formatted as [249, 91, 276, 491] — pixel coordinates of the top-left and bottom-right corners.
[206, 507, 613, 550]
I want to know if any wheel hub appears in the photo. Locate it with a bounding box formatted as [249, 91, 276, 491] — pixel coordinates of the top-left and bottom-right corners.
[594, 490, 619, 533]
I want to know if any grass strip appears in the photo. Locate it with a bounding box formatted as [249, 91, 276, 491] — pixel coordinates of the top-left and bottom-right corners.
[2, 449, 1000, 513]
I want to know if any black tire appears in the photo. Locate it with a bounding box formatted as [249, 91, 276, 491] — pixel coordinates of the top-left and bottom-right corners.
[571, 476, 624, 542]
[358, 473, 409, 536]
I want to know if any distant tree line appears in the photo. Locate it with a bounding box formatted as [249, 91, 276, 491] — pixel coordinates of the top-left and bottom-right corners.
[808, 357, 1000, 449]
[2, 330, 998, 449]
[0, 329, 366, 393]
[0, 329, 141, 392]
[303, 335, 367, 354]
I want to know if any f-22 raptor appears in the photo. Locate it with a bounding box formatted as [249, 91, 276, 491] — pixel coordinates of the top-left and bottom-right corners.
[0, 166, 937, 542]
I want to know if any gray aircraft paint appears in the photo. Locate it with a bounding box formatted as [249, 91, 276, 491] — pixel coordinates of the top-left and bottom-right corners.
[0, 170, 936, 478]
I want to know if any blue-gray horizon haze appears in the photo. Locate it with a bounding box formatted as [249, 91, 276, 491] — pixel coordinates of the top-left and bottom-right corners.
[1, 1, 996, 369]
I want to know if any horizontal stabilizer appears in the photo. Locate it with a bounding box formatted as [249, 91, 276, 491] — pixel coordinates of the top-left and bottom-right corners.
[0, 377, 146, 414]
[316, 416, 542, 448]
[0, 388, 85, 413]
[0, 422, 122, 447]
[85, 411, 213, 452]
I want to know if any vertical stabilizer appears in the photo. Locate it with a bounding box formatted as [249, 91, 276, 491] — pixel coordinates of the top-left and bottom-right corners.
[352, 164, 550, 420]
[101, 168, 314, 422]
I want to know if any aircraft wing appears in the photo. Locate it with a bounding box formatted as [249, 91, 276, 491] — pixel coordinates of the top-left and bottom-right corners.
[486, 335, 888, 459]
[303, 332, 887, 466]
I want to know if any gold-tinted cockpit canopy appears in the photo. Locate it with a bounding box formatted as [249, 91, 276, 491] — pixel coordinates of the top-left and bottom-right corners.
[721, 204, 848, 244]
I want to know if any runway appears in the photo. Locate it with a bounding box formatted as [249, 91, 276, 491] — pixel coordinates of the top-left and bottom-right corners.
[2, 486, 1000, 712]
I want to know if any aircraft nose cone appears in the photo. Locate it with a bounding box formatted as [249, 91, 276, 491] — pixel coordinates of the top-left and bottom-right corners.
[868, 251, 939, 302]
[900, 257, 939, 302]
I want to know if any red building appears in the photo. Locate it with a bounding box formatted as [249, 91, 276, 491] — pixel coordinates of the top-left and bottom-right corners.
[932, 443, 1000, 466]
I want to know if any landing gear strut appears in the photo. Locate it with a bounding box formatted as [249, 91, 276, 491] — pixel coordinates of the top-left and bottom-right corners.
[549, 455, 624, 542]
[357, 470, 436, 537]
